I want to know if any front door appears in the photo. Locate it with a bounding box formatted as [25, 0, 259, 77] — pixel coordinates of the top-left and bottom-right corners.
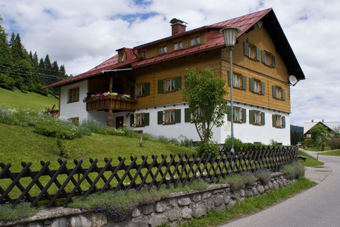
[116, 116, 124, 129]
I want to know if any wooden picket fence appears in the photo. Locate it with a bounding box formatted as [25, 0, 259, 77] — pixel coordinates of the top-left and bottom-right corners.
[0, 146, 298, 207]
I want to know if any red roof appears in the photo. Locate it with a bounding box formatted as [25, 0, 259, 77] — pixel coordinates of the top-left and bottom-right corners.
[44, 8, 280, 88]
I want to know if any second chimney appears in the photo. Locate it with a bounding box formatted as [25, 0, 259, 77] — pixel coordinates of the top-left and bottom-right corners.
[170, 18, 187, 36]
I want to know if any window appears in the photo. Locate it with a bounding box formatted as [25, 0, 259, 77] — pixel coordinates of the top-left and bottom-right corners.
[272, 114, 286, 128]
[249, 110, 265, 125]
[139, 50, 146, 59]
[173, 41, 183, 51]
[190, 36, 200, 46]
[136, 113, 145, 126]
[228, 107, 246, 123]
[136, 84, 145, 96]
[165, 78, 176, 92]
[254, 80, 260, 93]
[234, 107, 241, 122]
[158, 109, 181, 124]
[244, 42, 260, 61]
[158, 76, 181, 93]
[120, 53, 125, 62]
[131, 113, 149, 127]
[249, 78, 265, 95]
[158, 46, 167, 55]
[68, 87, 79, 103]
[261, 50, 275, 67]
[228, 72, 247, 90]
[272, 85, 285, 100]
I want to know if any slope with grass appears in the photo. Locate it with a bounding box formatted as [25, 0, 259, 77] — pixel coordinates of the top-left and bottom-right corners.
[0, 87, 58, 111]
[0, 123, 195, 171]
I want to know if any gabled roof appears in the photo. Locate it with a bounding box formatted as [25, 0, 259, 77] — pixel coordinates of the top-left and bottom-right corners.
[304, 121, 340, 135]
[44, 8, 305, 89]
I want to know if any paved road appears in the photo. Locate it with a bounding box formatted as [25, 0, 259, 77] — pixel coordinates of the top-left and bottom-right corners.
[220, 153, 340, 227]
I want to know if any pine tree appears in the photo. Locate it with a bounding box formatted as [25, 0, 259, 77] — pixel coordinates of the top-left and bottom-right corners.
[32, 52, 39, 67]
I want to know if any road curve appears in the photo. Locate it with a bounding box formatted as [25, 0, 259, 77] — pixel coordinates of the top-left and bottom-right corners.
[219, 154, 340, 227]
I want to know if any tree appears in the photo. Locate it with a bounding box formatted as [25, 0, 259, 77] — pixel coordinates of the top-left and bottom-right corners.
[182, 68, 228, 144]
[310, 124, 330, 151]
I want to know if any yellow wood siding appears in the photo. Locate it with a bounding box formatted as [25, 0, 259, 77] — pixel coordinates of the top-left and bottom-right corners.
[221, 24, 291, 113]
[133, 49, 221, 109]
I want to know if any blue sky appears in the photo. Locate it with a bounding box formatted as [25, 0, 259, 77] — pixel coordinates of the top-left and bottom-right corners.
[1, 0, 339, 127]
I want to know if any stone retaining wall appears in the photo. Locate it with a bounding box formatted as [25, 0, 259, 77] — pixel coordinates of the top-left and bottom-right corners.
[0, 172, 297, 227]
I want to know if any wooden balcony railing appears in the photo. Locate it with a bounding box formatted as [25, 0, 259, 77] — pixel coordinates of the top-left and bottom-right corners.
[85, 96, 138, 111]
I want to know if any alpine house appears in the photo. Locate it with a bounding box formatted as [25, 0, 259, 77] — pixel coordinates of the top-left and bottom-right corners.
[44, 8, 305, 145]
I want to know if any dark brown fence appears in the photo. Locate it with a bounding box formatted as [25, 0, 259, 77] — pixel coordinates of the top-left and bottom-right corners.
[0, 146, 298, 207]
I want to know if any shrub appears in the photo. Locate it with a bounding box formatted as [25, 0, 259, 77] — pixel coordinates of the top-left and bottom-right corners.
[329, 138, 340, 150]
[223, 172, 256, 190]
[34, 118, 80, 140]
[254, 169, 272, 184]
[78, 120, 107, 135]
[197, 141, 219, 156]
[281, 162, 305, 180]
[0, 201, 37, 222]
[224, 136, 243, 151]
[180, 137, 194, 148]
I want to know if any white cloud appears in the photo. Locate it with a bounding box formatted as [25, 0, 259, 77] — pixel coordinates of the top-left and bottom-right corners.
[1, 0, 339, 126]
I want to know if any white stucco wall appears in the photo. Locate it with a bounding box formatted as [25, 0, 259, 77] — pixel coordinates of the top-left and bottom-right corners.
[132, 103, 290, 145]
[59, 80, 88, 122]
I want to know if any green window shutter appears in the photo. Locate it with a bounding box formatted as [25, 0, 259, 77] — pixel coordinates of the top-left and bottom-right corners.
[249, 78, 254, 92]
[261, 50, 266, 64]
[175, 76, 181, 90]
[282, 88, 285, 101]
[261, 82, 265, 95]
[130, 86, 135, 96]
[158, 111, 163, 124]
[144, 113, 150, 126]
[272, 85, 277, 98]
[256, 47, 260, 61]
[227, 71, 231, 86]
[158, 80, 163, 93]
[249, 110, 254, 124]
[242, 109, 246, 123]
[272, 114, 276, 127]
[271, 55, 275, 67]
[175, 109, 181, 123]
[185, 108, 191, 122]
[130, 114, 134, 127]
[144, 83, 150, 96]
[243, 42, 249, 57]
[282, 116, 286, 128]
[261, 112, 265, 125]
[242, 75, 247, 90]
[227, 107, 231, 121]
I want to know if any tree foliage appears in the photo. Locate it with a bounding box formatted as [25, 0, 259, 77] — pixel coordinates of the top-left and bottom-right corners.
[182, 68, 228, 143]
[0, 14, 68, 94]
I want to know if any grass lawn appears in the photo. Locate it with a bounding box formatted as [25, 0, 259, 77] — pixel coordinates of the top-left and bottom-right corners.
[298, 150, 324, 167]
[0, 123, 195, 171]
[306, 147, 330, 151]
[178, 177, 316, 227]
[0, 87, 58, 111]
[319, 149, 340, 156]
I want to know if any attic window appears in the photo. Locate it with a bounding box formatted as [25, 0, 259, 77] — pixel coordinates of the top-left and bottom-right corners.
[158, 46, 167, 55]
[120, 53, 125, 62]
[261, 50, 275, 67]
[244, 42, 260, 61]
[139, 50, 146, 59]
[174, 41, 183, 51]
[190, 36, 200, 46]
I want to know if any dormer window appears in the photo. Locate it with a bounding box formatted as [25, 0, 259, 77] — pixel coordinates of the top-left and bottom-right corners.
[120, 53, 125, 62]
[174, 41, 183, 51]
[139, 50, 146, 59]
[190, 36, 200, 46]
[158, 46, 167, 55]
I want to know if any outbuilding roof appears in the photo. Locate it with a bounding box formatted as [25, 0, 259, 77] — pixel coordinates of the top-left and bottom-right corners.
[44, 8, 305, 89]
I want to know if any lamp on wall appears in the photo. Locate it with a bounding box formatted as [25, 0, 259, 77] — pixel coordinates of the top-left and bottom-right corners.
[220, 27, 241, 153]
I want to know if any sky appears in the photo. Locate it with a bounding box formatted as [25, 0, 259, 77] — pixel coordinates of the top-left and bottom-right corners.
[1, 0, 339, 127]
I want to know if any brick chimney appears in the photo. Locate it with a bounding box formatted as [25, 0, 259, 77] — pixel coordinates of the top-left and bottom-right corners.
[170, 18, 187, 36]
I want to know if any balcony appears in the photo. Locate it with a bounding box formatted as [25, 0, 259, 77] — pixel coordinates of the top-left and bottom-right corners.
[84, 92, 138, 111]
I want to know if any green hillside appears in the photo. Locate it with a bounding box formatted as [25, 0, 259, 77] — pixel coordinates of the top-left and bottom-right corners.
[0, 87, 58, 111]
